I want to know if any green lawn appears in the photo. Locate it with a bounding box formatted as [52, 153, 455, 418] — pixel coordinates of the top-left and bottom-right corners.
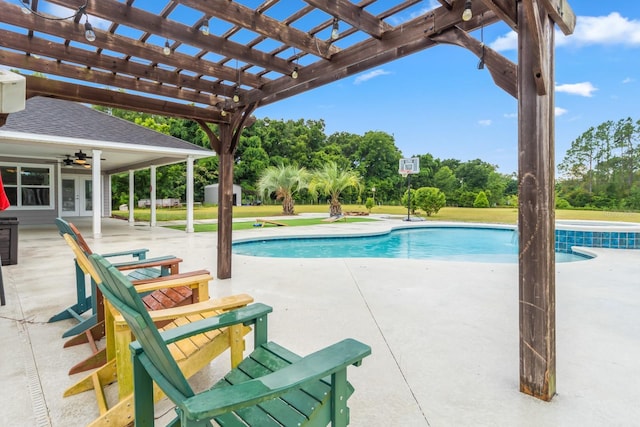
[165, 216, 374, 232]
[113, 204, 640, 227]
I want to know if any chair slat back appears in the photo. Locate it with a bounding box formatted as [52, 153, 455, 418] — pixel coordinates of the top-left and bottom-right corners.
[62, 234, 100, 281]
[88, 253, 195, 398]
[55, 218, 93, 254]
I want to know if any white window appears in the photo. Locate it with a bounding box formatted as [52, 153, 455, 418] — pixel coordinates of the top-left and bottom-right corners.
[1, 163, 54, 209]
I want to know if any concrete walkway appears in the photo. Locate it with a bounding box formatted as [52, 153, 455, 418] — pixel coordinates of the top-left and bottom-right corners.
[1, 217, 639, 426]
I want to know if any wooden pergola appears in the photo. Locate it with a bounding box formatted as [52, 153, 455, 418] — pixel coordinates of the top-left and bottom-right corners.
[0, 0, 574, 401]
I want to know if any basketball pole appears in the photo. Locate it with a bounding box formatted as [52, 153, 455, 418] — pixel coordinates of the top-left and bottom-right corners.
[406, 173, 411, 221]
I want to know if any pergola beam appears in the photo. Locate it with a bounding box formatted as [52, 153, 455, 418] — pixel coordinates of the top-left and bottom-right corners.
[0, 4, 265, 91]
[25, 76, 228, 124]
[479, 0, 518, 31]
[539, 0, 576, 35]
[0, 49, 218, 107]
[47, 0, 295, 76]
[430, 27, 517, 98]
[0, 30, 230, 100]
[175, 0, 339, 59]
[247, 3, 499, 107]
[303, 0, 393, 39]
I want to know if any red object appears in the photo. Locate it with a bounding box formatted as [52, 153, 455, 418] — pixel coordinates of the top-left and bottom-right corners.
[0, 174, 10, 211]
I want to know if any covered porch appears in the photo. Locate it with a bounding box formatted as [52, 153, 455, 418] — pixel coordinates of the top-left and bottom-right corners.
[1, 218, 639, 426]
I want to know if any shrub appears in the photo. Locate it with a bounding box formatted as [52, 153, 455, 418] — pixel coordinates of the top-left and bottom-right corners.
[414, 187, 446, 216]
[555, 197, 572, 209]
[473, 191, 490, 208]
[459, 191, 477, 207]
[365, 197, 375, 212]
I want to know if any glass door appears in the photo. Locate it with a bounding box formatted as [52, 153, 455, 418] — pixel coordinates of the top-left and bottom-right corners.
[61, 176, 93, 217]
[61, 178, 79, 216]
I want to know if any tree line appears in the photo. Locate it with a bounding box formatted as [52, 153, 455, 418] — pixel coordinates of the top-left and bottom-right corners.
[102, 107, 518, 210]
[558, 117, 640, 210]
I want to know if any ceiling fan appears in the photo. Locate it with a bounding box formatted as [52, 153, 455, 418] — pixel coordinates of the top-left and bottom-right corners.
[59, 150, 105, 168]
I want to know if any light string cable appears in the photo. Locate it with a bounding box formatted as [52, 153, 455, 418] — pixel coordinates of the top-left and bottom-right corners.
[478, 13, 485, 69]
[15, 0, 89, 21]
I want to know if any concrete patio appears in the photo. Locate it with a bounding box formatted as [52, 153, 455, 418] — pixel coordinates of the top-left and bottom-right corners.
[1, 217, 639, 426]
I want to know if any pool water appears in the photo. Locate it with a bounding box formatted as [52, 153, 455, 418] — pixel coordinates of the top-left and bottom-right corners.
[233, 227, 591, 263]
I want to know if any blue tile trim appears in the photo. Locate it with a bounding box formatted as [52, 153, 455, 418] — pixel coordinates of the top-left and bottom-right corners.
[555, 229, 640, 253]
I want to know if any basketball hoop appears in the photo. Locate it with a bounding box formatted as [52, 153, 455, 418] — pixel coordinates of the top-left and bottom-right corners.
[399, 169, 411, 178]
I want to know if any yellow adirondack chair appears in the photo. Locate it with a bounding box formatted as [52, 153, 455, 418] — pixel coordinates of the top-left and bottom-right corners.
[62, 233, 254, 427]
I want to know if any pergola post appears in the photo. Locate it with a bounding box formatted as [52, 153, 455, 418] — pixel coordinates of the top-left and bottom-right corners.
[196, 106, 256, 280]
[150, 165, 157, 227]
[217, 123, 234, 279]
[517, 0, 556, 401]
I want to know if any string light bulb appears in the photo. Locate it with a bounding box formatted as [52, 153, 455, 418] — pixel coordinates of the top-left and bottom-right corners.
[84, 20, 96, 42]
[200, 19, 210, 36]
[220, 110, 227, 117]
[232, 87, 240, 103]
[291, 66, 299, 79]
[163, 39, 171, 56]
[331, 18, 339, 40]
[462, 0, 473, 21]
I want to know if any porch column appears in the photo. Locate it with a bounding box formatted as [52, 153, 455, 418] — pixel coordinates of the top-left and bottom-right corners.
[150, 165, 157, 227]
[186, 156, 194, 233]
[128, 170, 135, 225]
[518, 1, 556, 401]
[91, 149, 102, 238]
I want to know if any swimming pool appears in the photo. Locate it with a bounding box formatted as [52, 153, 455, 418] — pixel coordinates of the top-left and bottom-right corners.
[233, 226, 592, 263]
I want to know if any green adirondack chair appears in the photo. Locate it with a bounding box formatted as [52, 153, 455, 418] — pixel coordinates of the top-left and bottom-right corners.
[89, 253, 371, 427]
[53, 217, 183, 339]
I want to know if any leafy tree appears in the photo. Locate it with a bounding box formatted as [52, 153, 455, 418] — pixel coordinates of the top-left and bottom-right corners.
[433, 166, 459, 197]
[309, 162, 363, 216]
[414, 187, 446, 216]
[473, 191, 490, 208]
[257, 164, 311, 215]
[456, 159, 496, 191]
[235, 135, 270, 200]
[486, 172, 509, 206]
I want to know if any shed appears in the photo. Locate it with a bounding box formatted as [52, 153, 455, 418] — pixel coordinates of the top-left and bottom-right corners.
[204, 184, 241, 207]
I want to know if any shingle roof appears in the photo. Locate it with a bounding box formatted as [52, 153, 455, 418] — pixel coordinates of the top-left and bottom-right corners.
[3, 96, 211, 153]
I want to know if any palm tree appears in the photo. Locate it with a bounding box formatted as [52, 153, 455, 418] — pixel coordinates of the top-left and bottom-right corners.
[310, 162, 363, 217]
[257, 164, 311, 215]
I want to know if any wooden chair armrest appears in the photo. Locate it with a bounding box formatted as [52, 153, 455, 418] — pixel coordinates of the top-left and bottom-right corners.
[173, 339, 371, 419]
[131, 269, 210, 286]
[129, 303, 272, 349]
[101, 248, 149, 260]
[113, 294, 254, 325]
[132, 273, 212, 293]
[114, 256, 183, 271]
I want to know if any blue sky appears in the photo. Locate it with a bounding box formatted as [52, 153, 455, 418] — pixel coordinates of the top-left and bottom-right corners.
[257, 1, 640, 175]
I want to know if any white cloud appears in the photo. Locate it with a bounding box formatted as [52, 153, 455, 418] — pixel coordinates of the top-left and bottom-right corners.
[354, 69, 391, 85]
[490, 31, 518, 51]
[478, 119, 492, 126]
[555, 82, 597, 97]
[557, 12, 640, 47]
[555, 107, 568, 117]
[622, 77, 635, 84]
[503, 113, 517, 119]
[491, 12, 640, 51]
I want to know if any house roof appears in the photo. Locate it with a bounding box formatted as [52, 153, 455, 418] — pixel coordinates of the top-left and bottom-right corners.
[0, 97, 213, 174]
